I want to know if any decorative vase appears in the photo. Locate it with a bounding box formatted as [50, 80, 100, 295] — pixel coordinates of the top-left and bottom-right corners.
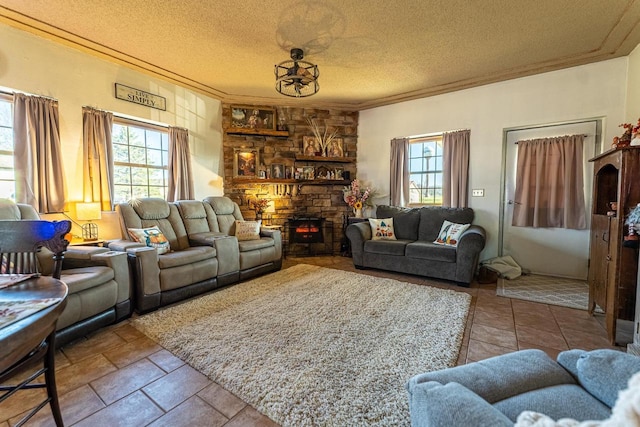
[256, 212, 262, 221]
[353, 208, 363, 218]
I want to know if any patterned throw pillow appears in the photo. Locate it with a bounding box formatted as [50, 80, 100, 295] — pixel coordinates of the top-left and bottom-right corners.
[369, 218, 396, 241]
[128, 226, 171, 254]
[434, 220, 470, 247]
[235, 220, 262, 241]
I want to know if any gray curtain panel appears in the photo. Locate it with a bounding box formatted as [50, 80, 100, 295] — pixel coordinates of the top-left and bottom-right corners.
[13, 93, 65, 213]
[82, 107, 114, 211]
[167, 126, 194, 201]
[512, 134, 586, 229]
[442, 130, 470, 208]
[390, 137, 410, 206]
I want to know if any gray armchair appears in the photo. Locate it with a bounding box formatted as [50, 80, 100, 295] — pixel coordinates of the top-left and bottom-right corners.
[0, 199, 131, 347]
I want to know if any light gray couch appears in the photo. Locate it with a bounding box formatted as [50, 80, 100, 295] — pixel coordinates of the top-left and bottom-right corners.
[346, 205, 486, 286]
[109, 197, 282, 313]
[407, 349, 640, 426]
[0, 199, 131, 347]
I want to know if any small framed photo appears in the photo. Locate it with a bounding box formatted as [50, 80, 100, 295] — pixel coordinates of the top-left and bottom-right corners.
[270, 163, 285, 179]
[302, 136, 320, 156]
[327, 138, 344, 157]
[231, 106, 276, 131]
[302, 166, 315, 180]
[233, 148, 260, 178]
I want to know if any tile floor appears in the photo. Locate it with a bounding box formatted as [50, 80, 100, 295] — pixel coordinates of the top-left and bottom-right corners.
[1, 256, 621, 427]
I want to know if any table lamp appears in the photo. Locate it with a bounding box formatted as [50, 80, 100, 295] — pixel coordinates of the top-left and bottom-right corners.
[76, 202, 101, 241]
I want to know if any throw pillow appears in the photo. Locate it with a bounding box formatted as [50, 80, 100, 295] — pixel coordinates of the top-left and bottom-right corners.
[235, 220, 262, 241]
[369, 218, 396, 240]
[128, 226, 170, 254]
[434, 220, 470, 246]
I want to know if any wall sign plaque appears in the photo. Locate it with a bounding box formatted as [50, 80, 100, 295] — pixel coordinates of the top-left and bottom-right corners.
[115, 83, 166, 111]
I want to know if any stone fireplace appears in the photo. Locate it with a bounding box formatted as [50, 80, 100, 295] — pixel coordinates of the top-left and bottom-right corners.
[222, 104, 358, 256]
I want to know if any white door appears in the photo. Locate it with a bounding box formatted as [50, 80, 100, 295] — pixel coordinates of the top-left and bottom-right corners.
[501, 121, 598, 279]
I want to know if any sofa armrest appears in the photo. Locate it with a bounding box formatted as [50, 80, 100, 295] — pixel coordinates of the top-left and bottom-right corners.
[407, 380, 512, 427]
[107, 239, 146, 252]
[62, 246, 110, 269]
[188, 232, 228, 246]
[90, 251, 131, 304]
[346, 222, 372, 266]
[260, 227, 282, 260]
[122, 246, 161, 312]
[454, 225, 486, 284]
[559, 349, 640, 408]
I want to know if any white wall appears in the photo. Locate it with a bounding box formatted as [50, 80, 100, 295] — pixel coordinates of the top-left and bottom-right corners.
[627, 44, 640, 121]
[358, 58, 629, 261]
[0, 23, 224, 239]
[0, 23, 224, 204]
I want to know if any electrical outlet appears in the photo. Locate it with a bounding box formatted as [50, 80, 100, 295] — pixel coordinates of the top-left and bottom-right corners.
[472, 189, 484, 197]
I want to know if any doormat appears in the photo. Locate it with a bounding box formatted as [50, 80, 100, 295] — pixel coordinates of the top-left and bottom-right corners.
[497, 274, 597, 311]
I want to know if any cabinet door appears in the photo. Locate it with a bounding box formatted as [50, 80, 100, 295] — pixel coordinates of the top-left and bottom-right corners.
[588, 214, 611, 313]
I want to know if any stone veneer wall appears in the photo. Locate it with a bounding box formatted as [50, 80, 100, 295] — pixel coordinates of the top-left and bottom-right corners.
[222, 104, 358, 255]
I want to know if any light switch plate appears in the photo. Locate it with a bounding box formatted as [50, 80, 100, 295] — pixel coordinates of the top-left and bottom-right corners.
[472, 189, 484, 197]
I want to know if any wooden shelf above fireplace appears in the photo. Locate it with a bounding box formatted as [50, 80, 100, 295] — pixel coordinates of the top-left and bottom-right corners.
[226, 127, 289, 137]
[295, 155, 355, 163]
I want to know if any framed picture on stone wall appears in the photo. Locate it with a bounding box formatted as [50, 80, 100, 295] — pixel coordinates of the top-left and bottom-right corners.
[231, 106, 276, 131]
[233, 148, 260, 178]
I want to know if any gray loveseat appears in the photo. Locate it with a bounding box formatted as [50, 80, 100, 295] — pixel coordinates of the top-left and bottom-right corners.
[346, 205, 485, 286]
[407, 348, 640, 426]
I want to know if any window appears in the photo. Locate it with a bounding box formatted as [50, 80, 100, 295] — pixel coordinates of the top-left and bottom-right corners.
[112, 118, 168, 203]
[0, 94, 14, 200]
[409, 135, 443, 205]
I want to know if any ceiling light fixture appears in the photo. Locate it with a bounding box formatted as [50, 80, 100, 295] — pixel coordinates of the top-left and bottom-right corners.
[275, 48, 319, 97]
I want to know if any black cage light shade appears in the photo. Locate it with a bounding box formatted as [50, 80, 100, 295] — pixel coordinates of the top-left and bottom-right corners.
[275, 48, 319, 97]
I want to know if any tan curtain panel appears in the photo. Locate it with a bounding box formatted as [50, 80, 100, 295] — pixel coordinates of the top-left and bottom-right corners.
[13, 93, 65, 213]
[167, 126, 194, 201]
[390, 137, 410, 206]
[82, 107, 114, 211]
[442, 129, 470, 208]
[512, 135, 586, 229]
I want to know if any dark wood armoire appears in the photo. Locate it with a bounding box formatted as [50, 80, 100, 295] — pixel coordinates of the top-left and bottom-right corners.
[588, 146, 640, 344]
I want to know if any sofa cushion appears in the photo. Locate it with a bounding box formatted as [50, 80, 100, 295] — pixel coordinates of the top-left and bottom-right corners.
[494, 384, 611, 422]
[406, 241, 456, 263]
[238, 237, 275, 252]
[376, 205, 420, 240]
[418, 207, 475, 241]
[364, 239, 409, 256]
[128, 226, 171, 254]
[434, 220, 470, 246]
[157, 246, 216, 269]
[61, 266, 115, 294]
[369, 218, 396, 240]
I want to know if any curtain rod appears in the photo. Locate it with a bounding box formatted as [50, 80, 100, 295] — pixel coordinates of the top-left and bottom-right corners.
[515, 134, 589, 144]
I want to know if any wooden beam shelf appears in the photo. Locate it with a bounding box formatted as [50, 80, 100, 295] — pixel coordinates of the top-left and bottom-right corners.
[226, 128, 289, 137]
[295, 155, 355, 163]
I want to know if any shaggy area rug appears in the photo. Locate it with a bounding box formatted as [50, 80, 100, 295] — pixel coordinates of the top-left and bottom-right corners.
[132, 264, 471, 426]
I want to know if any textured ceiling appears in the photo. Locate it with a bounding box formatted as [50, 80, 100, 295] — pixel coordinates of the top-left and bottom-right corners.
[1, 0, 640, 111]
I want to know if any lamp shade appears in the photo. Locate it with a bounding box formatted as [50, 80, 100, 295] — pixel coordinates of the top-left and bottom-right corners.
[76, 202, 102, 221]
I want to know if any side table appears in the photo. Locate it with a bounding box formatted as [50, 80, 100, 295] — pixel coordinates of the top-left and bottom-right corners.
[0, 276, 68, 426]
[341, 216, 368, 257]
